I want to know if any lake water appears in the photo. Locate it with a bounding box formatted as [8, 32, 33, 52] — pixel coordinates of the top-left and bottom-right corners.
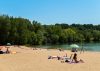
[37, 42, 100, 52]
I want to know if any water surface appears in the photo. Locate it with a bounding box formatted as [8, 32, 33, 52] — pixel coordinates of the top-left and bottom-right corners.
[36, 42, 100, 52]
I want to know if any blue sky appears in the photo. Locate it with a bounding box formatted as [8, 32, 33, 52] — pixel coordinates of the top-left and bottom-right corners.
[0, 0, 100, 25]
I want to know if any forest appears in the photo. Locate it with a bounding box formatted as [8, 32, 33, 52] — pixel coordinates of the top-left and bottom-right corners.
[0, 15, 100, 45]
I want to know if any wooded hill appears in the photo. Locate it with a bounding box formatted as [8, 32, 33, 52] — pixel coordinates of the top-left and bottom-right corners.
[0, 15, 100, 45]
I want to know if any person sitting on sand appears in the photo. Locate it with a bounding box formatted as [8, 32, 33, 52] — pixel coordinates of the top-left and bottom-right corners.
[72, 53, 84, 63]
[33, 48, 37, 50]
[5, 47, 10, 54]
[58, 48, 64, 51]
[72, 53, 78, 63]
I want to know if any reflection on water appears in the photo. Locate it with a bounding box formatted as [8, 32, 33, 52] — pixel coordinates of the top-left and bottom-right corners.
[36, 42, 100, 52]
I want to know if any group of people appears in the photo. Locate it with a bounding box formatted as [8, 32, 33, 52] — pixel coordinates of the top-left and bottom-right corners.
[65, 53, 84, 63]
[0, 46, 10, 54]
[48, 53, 84, 63]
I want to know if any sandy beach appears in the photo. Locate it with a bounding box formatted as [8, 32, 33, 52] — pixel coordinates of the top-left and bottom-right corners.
[0, 46, 100, 71]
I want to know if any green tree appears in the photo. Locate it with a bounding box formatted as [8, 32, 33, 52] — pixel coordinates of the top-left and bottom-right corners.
[16, 18, 29, 45]
[0, 15, 11, 44]
[92, 30, 100, 41]
[64, 28, 76, 43]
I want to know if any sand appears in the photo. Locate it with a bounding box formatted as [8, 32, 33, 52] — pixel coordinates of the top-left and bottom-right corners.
[0, 46, 100, 71]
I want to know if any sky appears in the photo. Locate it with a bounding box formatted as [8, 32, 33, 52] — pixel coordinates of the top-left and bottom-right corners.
[0, 0, 100, 25]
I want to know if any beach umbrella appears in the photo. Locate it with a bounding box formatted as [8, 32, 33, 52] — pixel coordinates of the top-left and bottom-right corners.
[70, 44, 79, 52]
[7, 43, 11, 46]
[70, 44, 79, 48]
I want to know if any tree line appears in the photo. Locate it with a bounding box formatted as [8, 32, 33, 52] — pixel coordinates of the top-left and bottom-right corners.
[0, 15, 100, 45]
